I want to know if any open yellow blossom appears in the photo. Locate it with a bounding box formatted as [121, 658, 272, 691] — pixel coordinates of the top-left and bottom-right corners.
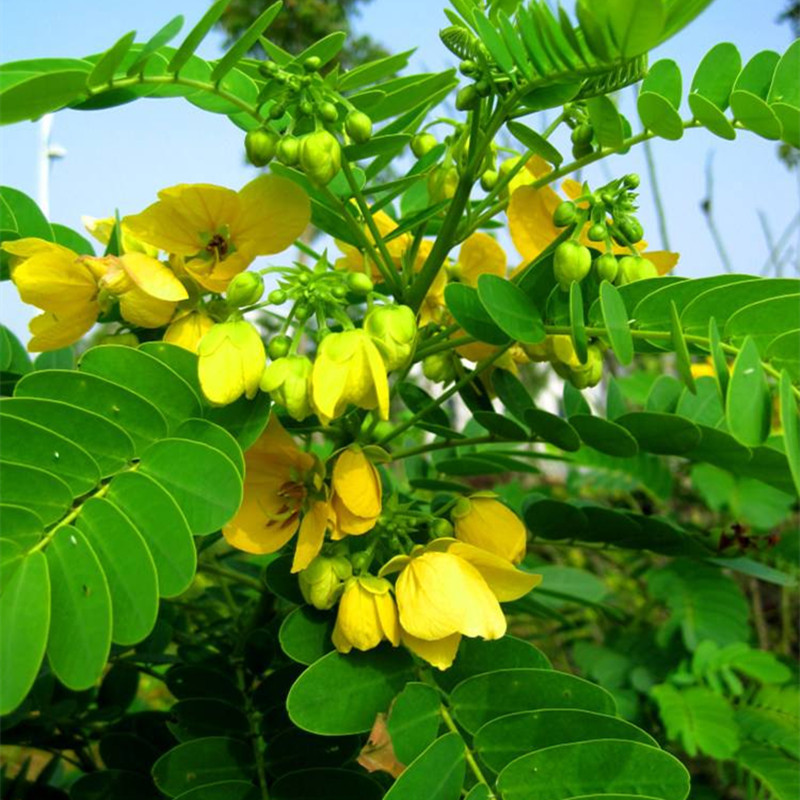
[332, 575, 400, 653]
[331, 447, 382, 537]
[335, 209, 411, 281]
[197, 320, 265, 406]
[164, 309, 215, 354]
[452, 495, 527, 564]
[311, 329, 389, 424]
[124, 174, 311, 292]
[223, 416, 329, 571]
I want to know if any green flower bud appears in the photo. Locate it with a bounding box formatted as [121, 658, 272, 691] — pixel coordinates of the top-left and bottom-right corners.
[568, 344, 604, 389]
[267, 335, 292, 360]
[588, 223, 607, 242]
[244, 128, 279, 167]
[225, 271, 264, 307]
[430, 518, 454, 538]
[456, 84, 479, 111]
[332, 285, 348, 300]
[299, 99, 315, 116]
[422, 352, 456, 384]
[260, 60, 279, 76]
[299, 554, 352, 610]
[594, 253, 619, 283]
[553, 201, 577, 227]
[268, 289, 287, 305]
[303, 56, 322, 72]
[345, 110, 373, 143]
[277, 135, 301, 166]
[318, 101, 339, 123]
[618, 217, 644, 244]
[294, 302, 311, 321]
[428, 165, 459, 203]
[480, 169, 499, 191]
[365, 304, 417, 371]
[299, 130, 342, 186]
[553, 241, 592, 291]
[475, 79, 491, 97]
[617, 256, 658, 285]
[411, 133, 437, 159]
[459, 59, 478, 76]
[572, 141, 593, 160]
[346, 271, 374, 295]
[624, 173, 640, 189]
[269, 102, 287, 120]
[260, 354, 314, 420]
[571, 123, 594, 145]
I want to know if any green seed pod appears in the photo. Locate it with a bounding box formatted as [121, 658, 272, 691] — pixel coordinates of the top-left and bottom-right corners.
[303, 56, 322, 72]
[480, 169, 499, 191]
[346, 271, 374, 295]
[225, 271, 264, 307]
[594, 253, 619, 282]
[618, 217, 644, 244]
[276, 135, 301, 166]
[299, 130, 342, 186]
[553, 240, 592, 291]
[410, 132, 437, 159]
[571, 123, 594, 145]
[588, 223, 607, 241]
[345, 110, 373, 143]
[318, 101, 339, 123]
[244, 128, 279, 167]
[456, 84, 479, 111]
[267, 335, 292, 360]
[268, 289, 287, 305]
[553, 201, 577, 227]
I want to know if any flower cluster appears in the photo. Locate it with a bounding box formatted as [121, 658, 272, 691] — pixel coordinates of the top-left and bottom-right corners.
[225, 416, 539, 669]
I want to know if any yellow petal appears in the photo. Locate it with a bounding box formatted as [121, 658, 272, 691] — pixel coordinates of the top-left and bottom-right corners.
[118, 288, 177, 328]
[3, 237, 74, 261]
[453, 497, 527, 564]
[331, 494, 378, 536]
[401, 630, 461, 670]
[198, 321, 265, 405]
[119, 253, 188, 301]
[332, 577, 399, 653]
[233, 174, 311, 255]
[164, 310, 215, 354]
[363, 334, 390, 420]
[458, 232, 507, 286]
[507, 184, 562, 263]
[333, 448, 382, 518]
[27, 304, 98, 352]
[395, 551, 506, 641]
[223, 495, 299, 555]
[445, 541, 541, 602]
[12, 249, 97, 313]
[646, 250, 680, 275]
[291, 501, 329, 573]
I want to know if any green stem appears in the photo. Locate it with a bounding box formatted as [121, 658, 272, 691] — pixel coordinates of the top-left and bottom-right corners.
[198, 562, 264, 592]
[439, 704, 495, 798]
[415, 335, 474, 360]
[391, 434, 501, 461]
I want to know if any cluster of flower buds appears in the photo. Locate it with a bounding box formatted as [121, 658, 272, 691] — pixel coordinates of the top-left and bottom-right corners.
[524, 335, 606, 390]
[243, 57, 373, 185]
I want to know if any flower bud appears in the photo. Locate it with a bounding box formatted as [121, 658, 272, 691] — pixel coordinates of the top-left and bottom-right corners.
[260, 354, 313, 420]
[456, 84, 478, 111]
[299, 130, 342, 186]
[318, 101, 339, 123]
[346, 271, 374, 295]
[268, 289, 287, 305]
[225, 271, 264, 307]
[365, 304, 417, 371]
[245, 128, 279, 167]
[553, 201, 577, 227]
[198, 320, 265, 406]
[345, 110, 373, 144]
[480, 169, 499, 191]
[594, 253, 619, 283]
[267, 335, 292, 360]
[617, 256, 658, 285]
[411, 133, 437, 159]
[303, 56, 321, 72]
[624, 173, 640, 189]
[588, 223, 607, 242]
[429, 517, 454, 538]
[422, 352, 456, 384]
[618, 217, 644, 244]
[571, 123, 594, 145]
[299, 554, 353, 610]
[428, 165, 459, 203]
[553, 241, 591, 291]
[277, 135, 301, 166]
[572, 141, 593, 159]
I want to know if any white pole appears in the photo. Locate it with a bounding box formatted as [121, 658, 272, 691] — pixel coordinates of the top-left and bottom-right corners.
[36, 114, 66, 220]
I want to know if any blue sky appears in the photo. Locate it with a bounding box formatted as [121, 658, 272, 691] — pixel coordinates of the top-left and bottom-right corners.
[1, 0, 798, 341]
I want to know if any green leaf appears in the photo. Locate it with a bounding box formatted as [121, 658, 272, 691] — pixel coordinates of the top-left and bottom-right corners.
[570, 280, 588, 363]
[343, 134, 410, 161]
[0, 414, 100, 496]
[0, 70, 89, 125]
[586, 95, 625, 148]
[206, 393, 271, 451]
[386, 683, 442, 765]
[287, 647, 415, 735]
[339, 50, 414, 92]
[768, 39, 800, 148]
[473, 410, 529, 440]
[0, 505, 43, 549]
[739, 744, 800, 800]
[473, 9, 515, 74]
[525, 409, 581, 451]
[279, 606, 334, 666]
[731, 50, 782, 139]
[450, 668, 615, 733]
[0, 397, 135, 476]
[384, 733, 465, 800]
[708, 318, 730, 401]
[496, 740, 690, 800]
[475, 709, 657, 773]
[264, 729, 360, 779]
[638, 59, 683, 139]
[0, 184, 54, 240]
[766, 330, 800, 383]
[106, 472, 196, 598]
[88, 31, 137, 87]
[175, 418, 244, 477]
[139, 341, 203, 398]
[498, 12, 535, 80]
[152, 737, 256, 797]
[271, 769, 382, 800]
[70, 771, 158, 800]
[167, 664, 245, 707]
[169, 0, 230, 73]
[75, 497, 159, 646]
[599, 281, 634, 365]
[669, 300, 696, 393]
[0, 461, 72, 525]
[607, 0, 666, 58]
[0, 549, 49, 715]
[444, 283, 511, 346]
[569, 414, 639, 457]
[725, 294, 800, 354]
[688, 42, 741, 139]
[616, 412, 701, 455]
[126, 15, 184, 76]
[211, 2, 282, 81]
[779, 371, 800, 496]
[46, 526, 112, 691]
[397, 381, 452, 433]
[15, 369, 168, 454]
[34, 344, 76, 370]
[506, 121, 563, 166]
[477, 274, 546, 344]
[171, 698, 250, 742]
[726, 337, 771, 447]
[492, 369, 535, 422]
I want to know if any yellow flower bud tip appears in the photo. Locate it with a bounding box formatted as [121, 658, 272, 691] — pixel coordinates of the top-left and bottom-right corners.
[332, 575, 400, 653]
[364, 305, 417, 371]
[260, 354, 314, 421]
[198, 319, 266, 406]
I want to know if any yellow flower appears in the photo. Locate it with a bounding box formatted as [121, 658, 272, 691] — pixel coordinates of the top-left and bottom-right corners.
[331, 575, 400, 653]
[124, 174, 311, 292]
[198, 320, 265, 406]
[82, 215, 159, 257]
[164, 309, 215, 354]
[311, 329, 389, 424]
[507, 158, 679, 275]
[452, 495, 527, 564]
[223, 416, 329, 571]
[330, 447, 382, 538]
[401, 630, 462, 671]
[452, 232, 507, 286]
[335, 209, 410, 281]
[381, 540, 540, 648]
[260, 355, 314, 421]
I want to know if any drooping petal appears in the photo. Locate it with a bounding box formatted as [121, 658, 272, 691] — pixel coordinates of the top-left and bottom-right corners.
[507, 184, 562, 263]
[445, 541, 541, 602]
[401, 630, 461, 670]
[119, 253, 188, 301]
[647, 250, 680, 275]
[27, 304, 99, 352]
[118, 288, 177, 328]
[453, 496, 527, 564]
[458, 232, 507, 286]
[291, 501, 329, 573]
[164, 310, 215, 354]
[333, 448, 382, 518]
[12, 250, 97, 313]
